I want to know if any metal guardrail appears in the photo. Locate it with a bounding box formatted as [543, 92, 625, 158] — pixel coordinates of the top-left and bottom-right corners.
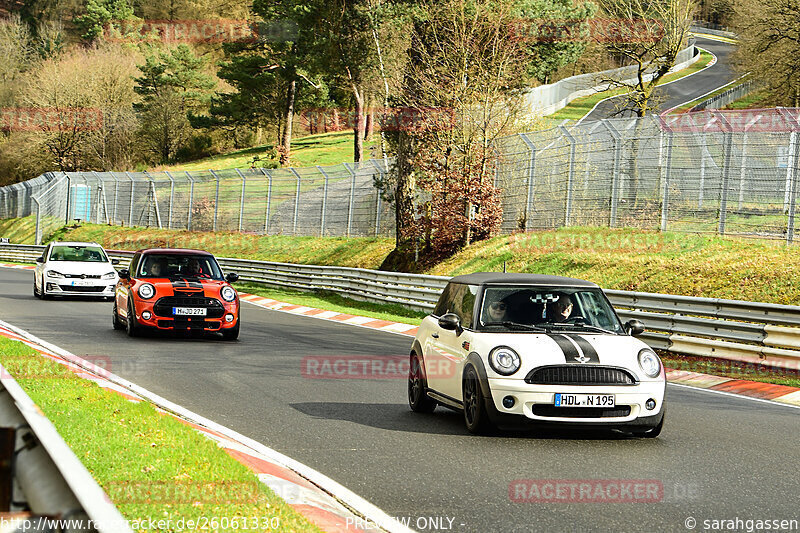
[0, 355, 132, 531]
[2, 244, 800, 370]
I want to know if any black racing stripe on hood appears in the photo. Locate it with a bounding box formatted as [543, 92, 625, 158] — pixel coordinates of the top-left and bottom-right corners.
[565, 334, 600, 363]
[549, 334, 580, 362]
[171, 279, 204, 291]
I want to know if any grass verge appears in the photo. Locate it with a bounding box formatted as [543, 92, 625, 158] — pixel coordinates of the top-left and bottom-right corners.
[661, 352, 800, 388]
[240, 282, 427, 325]
[724, 89, 770, 110]
[0, 336, 320, 532]
[548, 49, 714, 122]
[158, 131, 379, 172]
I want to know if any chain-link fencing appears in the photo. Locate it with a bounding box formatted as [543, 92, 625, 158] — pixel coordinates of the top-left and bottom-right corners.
[2, 108, 800, 245]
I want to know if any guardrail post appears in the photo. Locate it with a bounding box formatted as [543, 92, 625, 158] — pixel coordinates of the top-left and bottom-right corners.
[235, 168, 247, 232]
[519, 133, 537, 231]
[259, 168, 273, 234]
[559, 126, 576, 227]
[289, 167, 302, 235]
[164, 171, 175, 229]
[316, 165, 330, 236]
[344, 162, 356, 236]
[209, 169, 220, 231]
[185, 171, 195, 230]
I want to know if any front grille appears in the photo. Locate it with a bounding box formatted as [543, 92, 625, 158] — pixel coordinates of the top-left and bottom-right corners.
[153, 296, 224, 318]
[525, 366, 636, 386]
[158, 319, 222, 330]
[532, 405, 632, 418]
[65, 274, 100, 279]
[57, 285, 106, 292]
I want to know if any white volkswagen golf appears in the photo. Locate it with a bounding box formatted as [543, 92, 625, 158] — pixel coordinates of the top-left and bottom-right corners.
[33, 241, 119, 300]
[409, 273, 665, 437]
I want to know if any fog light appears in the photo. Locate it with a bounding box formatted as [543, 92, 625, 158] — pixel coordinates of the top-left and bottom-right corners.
[645, 398, 656, 411]
[225, 313, 234, 323]
[502, 396, 516, 409]
[142, 311, 152, 320]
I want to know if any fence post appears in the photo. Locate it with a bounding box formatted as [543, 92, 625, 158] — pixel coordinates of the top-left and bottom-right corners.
[185, 171, 195, 230]
[370, 159, 384, 236]
[519, 133, 536, 231]
[778, 108, 800, 243]
[559, 126, 576, 227]
[316, 165, 330, 236]
[264, 169, 273, 234]
[164, 171, 175, 229]
[33, 195, 41, 245]
[64, 173, 72, 223]
[289, 167, 302, 235]
[344, 162, 356, 236]
[234, 168, 247, 232]
[602, 121, 622, 228]
[737, 115, 761, 210]
[124, 171, 135, 226]
[661, 132, 674, 232]
[209, 169, 220, 231]
[109, 172, 120, 225]
[716, 112, 734, 235]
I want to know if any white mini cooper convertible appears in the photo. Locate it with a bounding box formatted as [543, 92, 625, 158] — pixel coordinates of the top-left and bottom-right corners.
[409, 273, 665, 437]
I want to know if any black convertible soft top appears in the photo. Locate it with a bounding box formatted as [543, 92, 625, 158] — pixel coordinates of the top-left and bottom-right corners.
[449, 272, 598, 288]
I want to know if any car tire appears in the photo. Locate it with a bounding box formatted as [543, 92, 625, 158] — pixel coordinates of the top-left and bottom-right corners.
[633, 412, 665, 439]
[221, 320, 240, 340]
[125, 296, 139, 337]
[33, 277, 41, 299]
[112, 300, 124, 330]
[462, 365, 491, 434]
[408, 352, 437, 413]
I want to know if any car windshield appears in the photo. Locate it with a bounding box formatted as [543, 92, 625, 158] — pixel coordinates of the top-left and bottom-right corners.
[49, 245, 108, 262]
[478, 286, 624, 334]
[138, 254, 224, 280]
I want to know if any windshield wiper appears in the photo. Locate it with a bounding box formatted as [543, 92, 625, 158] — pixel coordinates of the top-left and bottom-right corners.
[484, 321, 546, 332]
[539, 322, 618, 335]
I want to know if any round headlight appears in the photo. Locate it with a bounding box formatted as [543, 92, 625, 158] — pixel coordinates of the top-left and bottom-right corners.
[638, 349, 661, 378]
[221, 286, 237, 302]
[138, 283, 155, 299]
[488, 346, 521, 376]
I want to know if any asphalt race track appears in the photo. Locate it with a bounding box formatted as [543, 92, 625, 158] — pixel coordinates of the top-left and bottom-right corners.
[1, 268, 798, 532]
[583, 36, 737, 122]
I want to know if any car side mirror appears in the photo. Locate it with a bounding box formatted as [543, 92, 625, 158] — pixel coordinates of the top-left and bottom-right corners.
[225, 272, 239, 283]
[625, 319, 645, 336]
[118, 269, 130, 280]
[438, 313, 462, 333]
[111, 258, 120, 265]
[36, 256, 44, 263]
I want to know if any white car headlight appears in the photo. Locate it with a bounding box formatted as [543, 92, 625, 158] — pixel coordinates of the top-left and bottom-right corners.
[46, 270, 64, 278]
[102, 271, 117, 280]
[138, 283, 155, 299]
[221, 286, 237, 302]
[638, 348, 661, 378]
[488, 346, 521, 376]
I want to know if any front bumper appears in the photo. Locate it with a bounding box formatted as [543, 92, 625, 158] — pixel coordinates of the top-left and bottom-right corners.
[46, 281, 115, 297]
[487, 378, 666, 425]
[133, 297, 239, 332]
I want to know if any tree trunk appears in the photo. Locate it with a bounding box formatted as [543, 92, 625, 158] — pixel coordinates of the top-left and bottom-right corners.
[365, 102, 374, 141]
[394, 130, 415, 248]
[332, 108, 340, 131]
[353, 84, 365, 162]
[281, 77, 296, 166]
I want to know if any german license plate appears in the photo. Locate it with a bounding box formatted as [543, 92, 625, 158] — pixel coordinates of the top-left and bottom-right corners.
[70, 280, 94, 286]
[173, 307, 206, 316]
[555, 393, 615, 407]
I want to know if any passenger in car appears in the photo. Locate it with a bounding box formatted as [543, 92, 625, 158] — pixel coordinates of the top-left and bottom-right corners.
[548, 295, 574, 322]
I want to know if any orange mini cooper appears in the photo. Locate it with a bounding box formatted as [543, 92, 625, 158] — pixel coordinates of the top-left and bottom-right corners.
[113, 249, 240, 340]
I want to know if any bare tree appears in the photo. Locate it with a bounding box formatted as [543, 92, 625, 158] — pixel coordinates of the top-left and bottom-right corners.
[733, 0, 800, 107]
[595, 0, 696, 117]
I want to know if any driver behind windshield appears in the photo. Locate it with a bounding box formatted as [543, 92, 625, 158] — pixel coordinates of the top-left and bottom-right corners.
[547, 294, 574, 323]
[483, 294, 509, 323]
